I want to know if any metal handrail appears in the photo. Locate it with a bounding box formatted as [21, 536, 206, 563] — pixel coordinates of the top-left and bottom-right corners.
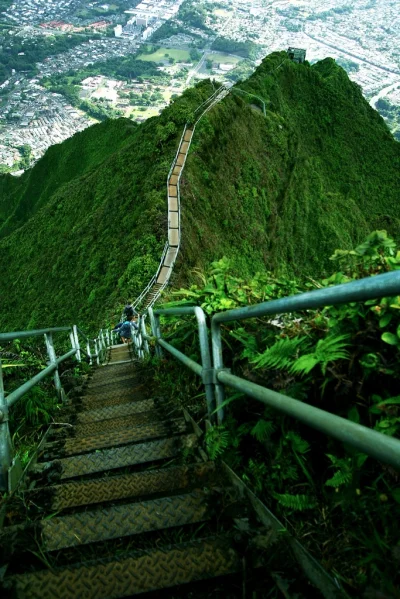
[135, 270, 400, 471]
[0, 321, 114, 491]
[7, 349, 76, 408]
[0, 327, 71, 342]
[132, 85, 230, 312]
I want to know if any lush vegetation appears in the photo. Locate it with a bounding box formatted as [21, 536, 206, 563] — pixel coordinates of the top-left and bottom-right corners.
[0, 335, 89, 486]
[211, 37, 260, 60]
[0, 52, 399, 336]
[177, 0, 212, 32]
[0, 81, 218, 331]
[151, 230, 400, 596]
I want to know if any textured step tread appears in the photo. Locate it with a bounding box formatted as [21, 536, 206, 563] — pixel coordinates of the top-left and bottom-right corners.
[54, 410, 163, 437]
[85, 379, 141, 394]
[77, 394, 149, 410]
[6, 536, 239, 599]
[25, 462, 217, 511]
[42, 419, 187, 459]
[3, 491, 211, 552]
[36, 434, 198, 480]
[86, 374, 139, 389]
[72, 399, 156, 423]
[83, 383, 147, 400]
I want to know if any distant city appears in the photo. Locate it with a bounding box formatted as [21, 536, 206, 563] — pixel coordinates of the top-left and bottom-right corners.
[0, 0, 398, 173]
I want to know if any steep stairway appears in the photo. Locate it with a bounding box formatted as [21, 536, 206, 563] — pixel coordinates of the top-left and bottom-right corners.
[0, 347, 288, 598]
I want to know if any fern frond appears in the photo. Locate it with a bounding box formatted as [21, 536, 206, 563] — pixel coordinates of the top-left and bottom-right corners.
[251, 337, 308, 371]
[205, 426, 230, 460]
[325, 470, 352, 487]
[273, 493, 317, 511]
[285, 431, 310, 454]
[325, 454, 352, 487]
[291, 334, 350, 376]
[251, 419, 275, 443]
[280, 465, 299, 481]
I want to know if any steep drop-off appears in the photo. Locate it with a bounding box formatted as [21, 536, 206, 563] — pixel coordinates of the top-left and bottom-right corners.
[0, 52, 399, 331]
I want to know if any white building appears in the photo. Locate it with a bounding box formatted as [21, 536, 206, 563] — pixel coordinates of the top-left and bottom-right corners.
[136, 15, 148, 27]
[114, 24, 122, 37]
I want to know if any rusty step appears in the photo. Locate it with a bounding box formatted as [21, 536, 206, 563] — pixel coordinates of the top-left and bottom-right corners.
[24, 462, 217, 512]
[1, 490, 212, 553]
[33, 434, 198, 481]
[41, 419, 188, 459]
[4, 536, 240, 599]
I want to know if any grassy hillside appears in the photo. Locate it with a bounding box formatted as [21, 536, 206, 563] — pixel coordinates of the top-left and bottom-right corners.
[179, 54, 400, 278]
[0, 52, 399, 332]
[0, 118, 136, 238]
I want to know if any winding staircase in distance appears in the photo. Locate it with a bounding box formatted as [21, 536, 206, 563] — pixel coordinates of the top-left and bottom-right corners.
[133, 85, 230, 313]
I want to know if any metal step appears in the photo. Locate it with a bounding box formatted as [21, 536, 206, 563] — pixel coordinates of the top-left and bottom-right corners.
[75, 394, 149, 410]
[83, 383, 147, 399]
[24, 462, 217, 511]
[34, 434, 198, 481]
[51, 410, 164, 438]
[71, 399, 156, 423]
[2, 491, 211, 553]
[86, 374, 139, 389]
[41, 419, 188, 459]
[85, 377, 140, 393]
[5, 536, 239, 599]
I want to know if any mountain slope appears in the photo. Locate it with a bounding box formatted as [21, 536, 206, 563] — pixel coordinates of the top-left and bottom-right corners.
[0, 118, 136, 238]
[0, 52, 399, 332]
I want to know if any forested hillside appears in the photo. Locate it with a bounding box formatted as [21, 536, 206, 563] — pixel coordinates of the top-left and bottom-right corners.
[0, 51, 399, 332]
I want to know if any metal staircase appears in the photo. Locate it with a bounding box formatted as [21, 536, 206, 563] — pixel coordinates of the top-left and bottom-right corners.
[1, 348, 317, 599]
[133, 85, 230, 313]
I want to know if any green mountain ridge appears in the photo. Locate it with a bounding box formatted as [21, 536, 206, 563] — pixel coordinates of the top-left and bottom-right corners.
[0, 51, 399, 332]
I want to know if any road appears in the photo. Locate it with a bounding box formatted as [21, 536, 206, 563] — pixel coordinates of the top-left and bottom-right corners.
[184, 14, 234, 88]
[369, 81, 400, 108]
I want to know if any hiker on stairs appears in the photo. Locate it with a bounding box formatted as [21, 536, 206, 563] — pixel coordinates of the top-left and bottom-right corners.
[118, 316, 137, 344]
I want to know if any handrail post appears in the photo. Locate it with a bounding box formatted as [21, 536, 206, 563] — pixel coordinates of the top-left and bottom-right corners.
[86, 339, 92, 365]
[106, 329, 110, 347]
[73, 325, 81, 362]
[148, 307, 163, 358]
[193, 307, 216, 422]
[69, 329, 76, 355]
[94, 339, 100, 365]
[140, 316, 150, 355]
[44, 332, 63, 400]
[100, 330, 106, 363]
[0, 358, 13, 492]
[211, 318, 225, 424]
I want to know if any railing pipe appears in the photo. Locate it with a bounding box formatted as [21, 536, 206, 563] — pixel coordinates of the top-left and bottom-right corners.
[44, 332, 62, 399]
[0, 358, 12, 491]
[217, 370, 400, 470]
[140, 316, 150, 355]
[158, 339, 202, 376]
[86, 339, 92, 365]
[213, 271, 400, 325]
[211, 270, 400, 423]
[148, 307, 163, 358]
[94, 339, 100, 366]
[7, 349, 76, 409]
[0, 327, 70, 343]
[154, 307, 216, 419]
